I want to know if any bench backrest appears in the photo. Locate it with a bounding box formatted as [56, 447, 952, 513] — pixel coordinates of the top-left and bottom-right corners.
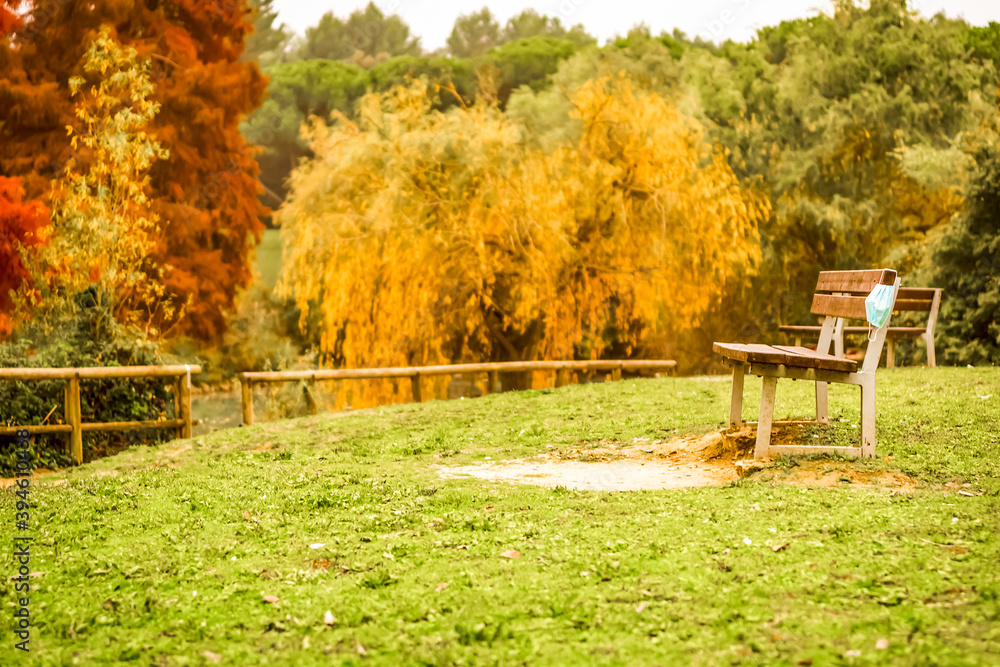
[894, 288, 940, 312]
[810, 269, 898, 319]
[811, 269, 900, 373]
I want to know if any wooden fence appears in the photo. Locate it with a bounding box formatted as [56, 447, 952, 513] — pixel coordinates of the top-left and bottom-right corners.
[238, 359, 677, 426]
[0, 365, 201, 465]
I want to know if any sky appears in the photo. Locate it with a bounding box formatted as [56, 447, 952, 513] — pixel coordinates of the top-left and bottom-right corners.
[271, 0, 999, 51]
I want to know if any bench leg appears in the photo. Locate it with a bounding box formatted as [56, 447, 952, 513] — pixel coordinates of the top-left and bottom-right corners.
[755, 376, 778, 460]
[815, 380, 828, 424]
[860, 377, 876, 458]
[729, 364, 745, 428]
[923, 333, 936, 368]
[886, 340, 894, 369]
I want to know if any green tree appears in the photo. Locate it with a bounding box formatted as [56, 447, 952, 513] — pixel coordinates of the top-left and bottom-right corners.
[683, 0, 996, 333]
[243, 0, 291, 67]
[501, 9, 594, 47]
[241, 60, 370, 202]
[447, 8, 500, 58]
[297, 3, 420, 61]
[927, 93, 1000, 365]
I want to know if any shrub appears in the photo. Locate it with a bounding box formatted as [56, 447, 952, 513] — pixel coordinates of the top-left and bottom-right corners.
[0, 307, 172, 473]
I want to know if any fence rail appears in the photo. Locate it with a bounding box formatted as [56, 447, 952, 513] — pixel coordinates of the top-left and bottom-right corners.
[238, 359, 677, 426]
[0, 365, 201, 465]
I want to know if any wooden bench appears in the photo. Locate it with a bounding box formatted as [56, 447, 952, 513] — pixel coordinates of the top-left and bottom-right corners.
[714, 269, 900, 459]
[779, 287, 941, 367]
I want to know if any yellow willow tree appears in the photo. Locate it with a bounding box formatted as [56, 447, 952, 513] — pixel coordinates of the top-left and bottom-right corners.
[278, 75, 767, 399]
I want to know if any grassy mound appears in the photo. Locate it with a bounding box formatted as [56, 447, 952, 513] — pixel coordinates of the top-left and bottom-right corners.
[2, 368, 999, 665]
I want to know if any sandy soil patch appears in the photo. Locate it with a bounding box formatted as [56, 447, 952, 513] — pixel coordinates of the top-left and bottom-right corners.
[436, 425, 921, 492]
[437, 458, 738, 490]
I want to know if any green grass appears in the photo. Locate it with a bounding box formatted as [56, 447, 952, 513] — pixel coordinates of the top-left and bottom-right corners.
[2, 368, 999, 665]
[254, 228, 283, 291]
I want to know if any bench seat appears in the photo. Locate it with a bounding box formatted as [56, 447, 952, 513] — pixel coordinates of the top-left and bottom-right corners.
[713, 343, 858, 373]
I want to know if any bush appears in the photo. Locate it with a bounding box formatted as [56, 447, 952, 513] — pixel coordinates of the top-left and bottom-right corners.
[0, 307, 172, 474]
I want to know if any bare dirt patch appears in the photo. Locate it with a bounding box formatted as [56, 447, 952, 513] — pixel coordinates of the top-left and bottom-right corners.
[436, 424, 921, 492]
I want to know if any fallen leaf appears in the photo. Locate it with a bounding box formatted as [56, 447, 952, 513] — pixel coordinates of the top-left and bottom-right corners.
[435, 583, 449, 592]
[383, 551, 395, 561]
[357, 642, 367, 656]
[202, 651, 222, 663]
[312, 559, 331, 571]
[875, 638, 889, 650]
[798, 660, 813, 666]
[635, 602, 647, 613]
[845, 649, 861, 657]
[360, 536, 372, 542]
[500, 550, 521, 559]
[771, 543, 790, 552]
[958, 490, 978, 497]
[883, 456, 894, 461]
[243, 510, 250, 520]
[263, 595, 280, 604]
[945, 482, 960, 489]
[770, 632, 783, 642]
[580, 571, 591, 577]
[323, 610, 335, 626]
[456, 545, 468, 550]
[309, 543, 325, 549]
[101, 599, 118, 610]
[485, 505, 495, 511]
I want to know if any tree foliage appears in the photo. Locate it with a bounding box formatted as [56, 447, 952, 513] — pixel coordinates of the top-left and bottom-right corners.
[927, 92, 1000, 365]
[681, 0, 996, 332]
[246, 37, 581, 207]
[278, 78, 766, 394]
[0, 0, 268, 343]
[36, 27, 169, 331]
[501, 9, 594, 47]
[297, 3, 420, 62]
[243, 0, 291, 67]
[0, 176, 48, 337]
[447, 8, 501, 58]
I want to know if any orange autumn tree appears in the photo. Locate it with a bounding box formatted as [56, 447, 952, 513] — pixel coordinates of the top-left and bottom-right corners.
[0, 176, 48, 337]
[0, 0, 267, 342]
[279, 77, 767, 401]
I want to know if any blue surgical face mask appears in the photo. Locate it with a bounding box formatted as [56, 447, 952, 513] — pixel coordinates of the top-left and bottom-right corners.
[865, 283, 894, 331]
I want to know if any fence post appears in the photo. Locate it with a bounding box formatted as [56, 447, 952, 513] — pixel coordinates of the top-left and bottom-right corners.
[555, 369, 569, 388]
[305, 378, 318, 415]
[66, 375, 82, 465]
[410, 373, 422, 403]
[241, 377, 255, 426]
[179, 373, 192, 438]
[174, 377, 184, 440]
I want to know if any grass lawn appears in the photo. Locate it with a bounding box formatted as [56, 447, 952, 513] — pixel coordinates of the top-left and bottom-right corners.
[2, 367, 999, 665]
[254, 228, 283, 291]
